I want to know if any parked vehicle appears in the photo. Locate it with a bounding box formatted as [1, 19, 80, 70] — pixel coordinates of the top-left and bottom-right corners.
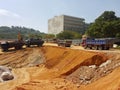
[81, 38, 120, 50]
[25, 38, 44, 47]
[0, 33, 44, 52]
[57, 40, 72, 47]
[0, 40, 24, 51]
[0, 38, 44, 52]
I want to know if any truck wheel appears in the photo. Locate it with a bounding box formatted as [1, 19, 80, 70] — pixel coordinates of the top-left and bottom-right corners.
[89, 47, 92, 49]
[106, 47, 110, 50]
[84, 46, 87, 49]
[15, 46, 19, 50]
[92, 46, 98, 50]
[37, 44, 40, 47]
[98, 46, 103, 50]
[2, 48, 8, 52]
[19, 46, 22, 49]
[27, 45, 30, 47]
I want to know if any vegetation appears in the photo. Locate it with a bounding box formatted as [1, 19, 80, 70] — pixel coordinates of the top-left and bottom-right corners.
[45, 34, 55, 39]
[86, 11, 120, 38]
[56, 30, 82, 39]
[1, 11, 120, 40]
[0, 26, 45, 39]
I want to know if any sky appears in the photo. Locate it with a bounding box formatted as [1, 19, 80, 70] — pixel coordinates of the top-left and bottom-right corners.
[0, 0, 120, 33]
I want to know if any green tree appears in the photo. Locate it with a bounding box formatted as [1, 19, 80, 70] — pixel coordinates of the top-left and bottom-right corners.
[86, 11, 120, 38]
[0, 26, 45, 39]
[45, 34, 55, 39]
[56, 30, 82, 39]
[116, 33, 120, 38]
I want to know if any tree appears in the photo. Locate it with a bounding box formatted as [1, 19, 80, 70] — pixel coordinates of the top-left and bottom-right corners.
[45, 34, 55, 39]
[0, 26, 45, 39]
[56, 30, 82, 39]
[116, 33, 120, 38]
[86, 11, 120, 38]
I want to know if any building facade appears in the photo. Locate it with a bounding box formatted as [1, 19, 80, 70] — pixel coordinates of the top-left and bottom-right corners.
[48, 15, 86, 35]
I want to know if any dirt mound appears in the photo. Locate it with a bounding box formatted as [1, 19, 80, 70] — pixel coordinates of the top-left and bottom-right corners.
[66, 59, 120, 85]
[79, 67, 120, 90]
[41, 46, 107, 75]
[0, 48, 45, 68]
[0, 46, 120, 90]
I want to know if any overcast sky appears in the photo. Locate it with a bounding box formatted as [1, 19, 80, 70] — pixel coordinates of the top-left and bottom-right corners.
[0, 0, 120, 33]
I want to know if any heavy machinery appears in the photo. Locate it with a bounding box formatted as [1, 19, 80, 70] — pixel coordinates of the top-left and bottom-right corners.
[0, 39, 44, 52]
[0, 32, 44, 52]
[0, 33, 24, 52]
[25, 38, 44, 47]
[57, 40, 72, 47]
[0, 40, 24, 52]
[81, 38, 120, 50]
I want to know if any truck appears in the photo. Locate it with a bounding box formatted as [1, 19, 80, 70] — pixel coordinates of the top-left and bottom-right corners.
[0, 32, 44, 52]
[57, 40, 72, 47]
[0, 40, 24, 52]
[0, 38, 44, 51]
[81, 38, 120, 50]
[25, 38, 44, 47]
[0, 32, 24, 51]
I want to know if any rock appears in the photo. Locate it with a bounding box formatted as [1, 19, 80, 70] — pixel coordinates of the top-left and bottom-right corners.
[0, 66, 14, 82]
[1, 72, 14, 81]
[99, 60, 112, 68]
[89, 65, 97, 69]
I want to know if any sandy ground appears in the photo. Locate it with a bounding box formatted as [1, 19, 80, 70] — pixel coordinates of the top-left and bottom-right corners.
[0, 43, 120, 90]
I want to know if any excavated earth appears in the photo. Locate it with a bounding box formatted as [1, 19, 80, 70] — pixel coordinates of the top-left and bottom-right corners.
[0, 44, 120, 90]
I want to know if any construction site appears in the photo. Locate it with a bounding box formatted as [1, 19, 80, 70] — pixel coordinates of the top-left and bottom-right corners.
[0, 42, 120, 90]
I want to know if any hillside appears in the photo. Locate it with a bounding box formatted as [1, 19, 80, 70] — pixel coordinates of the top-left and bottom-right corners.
[0, 26, 45, 39]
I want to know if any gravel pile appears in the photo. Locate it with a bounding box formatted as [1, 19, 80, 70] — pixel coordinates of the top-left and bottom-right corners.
[66, 59, 120, 85]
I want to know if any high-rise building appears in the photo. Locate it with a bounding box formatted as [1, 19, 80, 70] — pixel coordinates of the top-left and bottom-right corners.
[48, 15, 87, 35]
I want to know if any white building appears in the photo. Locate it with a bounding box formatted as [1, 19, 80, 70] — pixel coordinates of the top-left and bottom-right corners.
[48, 15, 86, 35]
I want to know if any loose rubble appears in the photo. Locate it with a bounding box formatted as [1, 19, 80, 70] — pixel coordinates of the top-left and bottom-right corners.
[66, 59, 120, 85]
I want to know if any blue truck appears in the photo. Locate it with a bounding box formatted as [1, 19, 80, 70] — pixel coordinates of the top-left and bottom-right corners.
[81, 38, 120, 50]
